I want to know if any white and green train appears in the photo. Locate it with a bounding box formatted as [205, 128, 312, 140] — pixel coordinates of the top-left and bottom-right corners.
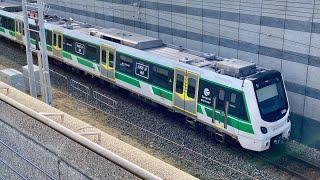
[0, 2, 291, 151]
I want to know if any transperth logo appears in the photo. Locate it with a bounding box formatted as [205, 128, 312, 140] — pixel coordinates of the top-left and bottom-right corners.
[204, 88, 210, 97]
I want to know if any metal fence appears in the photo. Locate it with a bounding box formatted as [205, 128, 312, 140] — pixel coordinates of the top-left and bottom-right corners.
[48, 69, 117, 112]
[93, 91, 117, 112]
[0, 68, 118, 113]
[49, 70, 68, 93]
[69, 79, 90, 102]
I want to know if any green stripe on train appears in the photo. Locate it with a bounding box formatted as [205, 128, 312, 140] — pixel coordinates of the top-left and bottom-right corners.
[31, 39, 36, 45]
[0, 27, 4, 32]
[115, 72, 172, 99]
[115, 72, 141, 88]
[9, 31, 15, 37]
[63, 51, 72, 60]
[77, 57, 94, 69]
[152, 86, 172, 101]
[198, 104, 254, 134]
[47, 45, 52, 52]
[197, 105, 203, 114]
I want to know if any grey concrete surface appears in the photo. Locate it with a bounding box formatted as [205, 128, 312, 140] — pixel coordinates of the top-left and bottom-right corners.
[0, 100, 139, 180]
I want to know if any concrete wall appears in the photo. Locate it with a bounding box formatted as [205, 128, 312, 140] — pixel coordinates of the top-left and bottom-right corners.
[0, 100, 138, 179]
[6, 0, 320, 147]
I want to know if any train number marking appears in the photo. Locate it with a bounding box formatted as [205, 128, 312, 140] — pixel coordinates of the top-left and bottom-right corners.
[75, 42, 85, 55]
[135, 63, 149, 79]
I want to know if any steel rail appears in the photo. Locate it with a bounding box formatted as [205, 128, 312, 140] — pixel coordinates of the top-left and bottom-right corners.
[251, 150, 320, 180]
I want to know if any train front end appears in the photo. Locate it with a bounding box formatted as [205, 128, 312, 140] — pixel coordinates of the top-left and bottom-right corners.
[241, 70, 291, 151]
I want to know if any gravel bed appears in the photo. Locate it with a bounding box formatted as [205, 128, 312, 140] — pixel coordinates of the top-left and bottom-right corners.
[0, 37, 310, 180]
[286, 140, 320, 166]
[0, 83, 196, 180]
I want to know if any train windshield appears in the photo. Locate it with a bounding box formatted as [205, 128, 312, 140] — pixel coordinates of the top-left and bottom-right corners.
[256, 81, 286, 115]
[253, 71, 288, 122]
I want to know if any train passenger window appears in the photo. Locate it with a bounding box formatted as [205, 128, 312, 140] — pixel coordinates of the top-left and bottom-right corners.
[101, 50, 107, 65]
[154, 66, 169, 77]
[120, 55, 133, 65]
[153, 66, 169, 83]
[152, 66, 172, 90]
[63, 36, 74, 52]
[0, 16, 2, 27]
[187, 78, 196, 98]
[230, 93, 237, 108]
[2, 17, 14, 31]
[176, 74, 184, 94]
[109, 53, 114, 68]
[119, 55, 133, 73]
[219, 89, 225, 101]
[46, 30, 52, 45]
[102, 48, 115, 67]
[217, 89, 225, 109]
[53, 33, 57, 46]
[58, 35, 62, 48]
[86, 44, 98, 63]
[18, 22, 24, 35]
[29, 25, 37, 40]
[7, 18, 14, 31]
[231, 93, 237, 104]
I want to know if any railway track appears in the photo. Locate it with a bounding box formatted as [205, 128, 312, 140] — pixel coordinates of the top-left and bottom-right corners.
[1, 38, 319, 180]
[0, 38, 259, 179]
[252, 148, 320, 180]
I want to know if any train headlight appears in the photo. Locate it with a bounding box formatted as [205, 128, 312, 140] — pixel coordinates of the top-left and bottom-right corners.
[260, 127, 268, 134]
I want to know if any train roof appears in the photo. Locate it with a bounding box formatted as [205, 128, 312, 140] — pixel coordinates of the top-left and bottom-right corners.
[0, 2, 268, 81]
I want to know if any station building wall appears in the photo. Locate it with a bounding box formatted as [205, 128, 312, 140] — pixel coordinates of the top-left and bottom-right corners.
[7, 0, 320, 148]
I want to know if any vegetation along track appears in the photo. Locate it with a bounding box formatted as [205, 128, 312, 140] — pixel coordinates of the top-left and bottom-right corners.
[1, 37, 318, 180]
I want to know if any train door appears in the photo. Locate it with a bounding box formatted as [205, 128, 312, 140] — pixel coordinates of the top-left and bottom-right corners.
[173, 68, 199, 116]
[100, 45, 116, 81]
[52, 31, 63, 59]
[14, 19, 23, 42]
